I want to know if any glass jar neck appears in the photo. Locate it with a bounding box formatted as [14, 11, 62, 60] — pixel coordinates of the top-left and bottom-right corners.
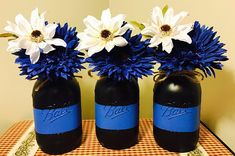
[154, 70, 202, 84]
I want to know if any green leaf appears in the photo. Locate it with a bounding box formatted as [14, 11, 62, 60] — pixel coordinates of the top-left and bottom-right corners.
[142, 34, 152, 39]
[8, 38, 16, 41]
[162, 5, 168, 16]
[0, 33, 18, 38]
[130, 20, 145, 30]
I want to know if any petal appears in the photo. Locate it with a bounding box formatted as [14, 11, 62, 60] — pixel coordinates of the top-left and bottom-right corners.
[112, 37, 128, 47]
[40, 43, 55, 54]
[30, 50, 40, 64]
[111, 14, 125, 31]
[26, 42, 37, 55]
[151, 6, 163, 26]
[87, 42, 105, 56]
[141, 26, 159, 37]
[25, 43, 41, 63]
[44, 23, 58, 39]
[77, 32, 87, 39]
[40, 11, 46, 22]
[84, 27, 100, 37]
[77, 32, 101, 50]
[114, 24, 133, 36]
[31, 8, 39, 30]
[78, 38, 100, 50]
[172, 11, 188, 27]
[105, 41, 115, 52]
[164, 7, 174, 24]
[18, 37, 32, 49]
[38, 41, 47, 49]
[31, 8, 46, 30]
[176, 23, 193, 34]
[101, 8, 112, 28]
[83, 15, 101, 32]
[162, 38, 173, 53]
[4, 21, 19, 35]
[149, 36, 162, 47]
[38, 11, 46, 30]
[77, 43, 88, 51]
[45, 38, 67, 47]
[7, 39, 20, 52]
[173, 34, 192, 44]
[15, 14, 32, 35]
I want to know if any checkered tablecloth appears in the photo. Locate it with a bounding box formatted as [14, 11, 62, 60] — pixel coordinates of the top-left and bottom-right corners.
[0, 119, 233, 155]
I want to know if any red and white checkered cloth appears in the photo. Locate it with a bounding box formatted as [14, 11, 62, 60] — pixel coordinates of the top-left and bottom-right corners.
[0, 119, 233, 155]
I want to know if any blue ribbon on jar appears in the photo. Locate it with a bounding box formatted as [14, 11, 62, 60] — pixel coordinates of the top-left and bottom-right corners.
[96, 103, 139, 130]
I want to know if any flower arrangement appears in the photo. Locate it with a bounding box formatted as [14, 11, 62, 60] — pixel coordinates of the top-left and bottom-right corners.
[137, 6, 228, 77]
[0, 8, 85, 80]
[78, 9, 155, 81]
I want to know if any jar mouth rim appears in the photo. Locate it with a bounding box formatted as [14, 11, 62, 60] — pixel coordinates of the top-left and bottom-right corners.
[153, 70, 203, 83]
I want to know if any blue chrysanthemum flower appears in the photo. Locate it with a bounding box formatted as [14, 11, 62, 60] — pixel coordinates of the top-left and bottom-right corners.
[13, 23, 85, 80]
[86, 30, 155, 81]
[155, 21, 228, 77]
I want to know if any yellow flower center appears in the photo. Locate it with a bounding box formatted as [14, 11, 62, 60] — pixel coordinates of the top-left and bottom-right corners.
[31, 30, 44, 43]
[160, 24, 172, 37]
[100, 29, 113, 41]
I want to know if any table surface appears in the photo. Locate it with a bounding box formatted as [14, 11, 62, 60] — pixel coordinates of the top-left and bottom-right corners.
[0, 119, 233, 156]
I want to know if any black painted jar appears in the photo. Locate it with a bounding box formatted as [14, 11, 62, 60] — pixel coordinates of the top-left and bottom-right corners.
[153, 74, 201, 152]
[95, 77, 139, 149]
[32, 78, 82, 154]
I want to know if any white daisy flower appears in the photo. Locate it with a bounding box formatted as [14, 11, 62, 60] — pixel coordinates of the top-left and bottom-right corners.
[78, 8, 133, 56]
[141, 6, 193, 53]
[4, 8, 67, 64]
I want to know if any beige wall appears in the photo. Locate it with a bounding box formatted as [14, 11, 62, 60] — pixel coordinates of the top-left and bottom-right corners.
[0, 0, 235, 152]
